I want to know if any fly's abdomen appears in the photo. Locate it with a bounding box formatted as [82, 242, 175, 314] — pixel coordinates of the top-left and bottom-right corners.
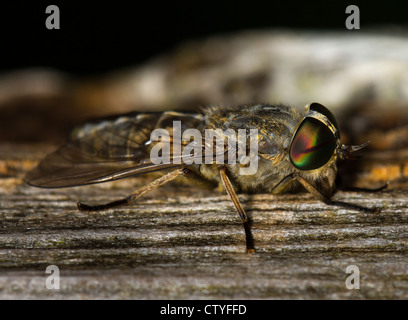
[70, 111, 205, 160]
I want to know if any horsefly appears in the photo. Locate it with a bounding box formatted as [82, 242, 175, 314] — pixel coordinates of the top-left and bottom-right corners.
[26, 103, 387, 252]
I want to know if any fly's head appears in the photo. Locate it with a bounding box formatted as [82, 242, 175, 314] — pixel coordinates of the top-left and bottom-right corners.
[289, 103, 340, 172]
[288, 102, 369, 194]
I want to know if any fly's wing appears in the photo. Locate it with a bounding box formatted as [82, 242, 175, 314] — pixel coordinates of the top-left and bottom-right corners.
[25, 111, 207, 188]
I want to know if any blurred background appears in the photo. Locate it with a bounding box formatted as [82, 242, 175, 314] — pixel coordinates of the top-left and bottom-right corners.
[0, 0, 407, 156]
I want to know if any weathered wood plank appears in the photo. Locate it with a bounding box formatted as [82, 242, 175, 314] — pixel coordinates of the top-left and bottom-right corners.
[0, 142, 407, 299]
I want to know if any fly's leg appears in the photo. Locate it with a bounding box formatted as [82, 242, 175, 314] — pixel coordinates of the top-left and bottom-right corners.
[218, 165, 255, 253]
[77, 168, 188, 212]
[270, 173, 296, 194]
[293, 173, 381, 214]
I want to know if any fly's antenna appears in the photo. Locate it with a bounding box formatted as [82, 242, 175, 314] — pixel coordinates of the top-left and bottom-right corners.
[338, 141, 370, 160]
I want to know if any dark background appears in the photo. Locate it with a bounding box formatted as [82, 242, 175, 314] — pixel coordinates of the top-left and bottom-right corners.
[1, 1, 407, 76]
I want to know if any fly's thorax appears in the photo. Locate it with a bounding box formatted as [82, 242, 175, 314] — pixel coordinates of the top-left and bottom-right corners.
[204, 104, 303, 134]
[202, 104, 305, 192]
[204, 104, 303, 164]
[201, 104, 303, 191]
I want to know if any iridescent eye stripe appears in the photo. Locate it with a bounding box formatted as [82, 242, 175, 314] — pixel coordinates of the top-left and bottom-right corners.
[302, 137, 335, 154]
[290, 120, 317, 166]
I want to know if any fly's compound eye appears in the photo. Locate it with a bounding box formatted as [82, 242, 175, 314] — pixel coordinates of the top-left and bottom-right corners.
[289, 117, 337, 171]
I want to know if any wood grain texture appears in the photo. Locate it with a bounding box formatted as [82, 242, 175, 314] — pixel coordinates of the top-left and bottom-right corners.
[0, 142, 407, 299]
